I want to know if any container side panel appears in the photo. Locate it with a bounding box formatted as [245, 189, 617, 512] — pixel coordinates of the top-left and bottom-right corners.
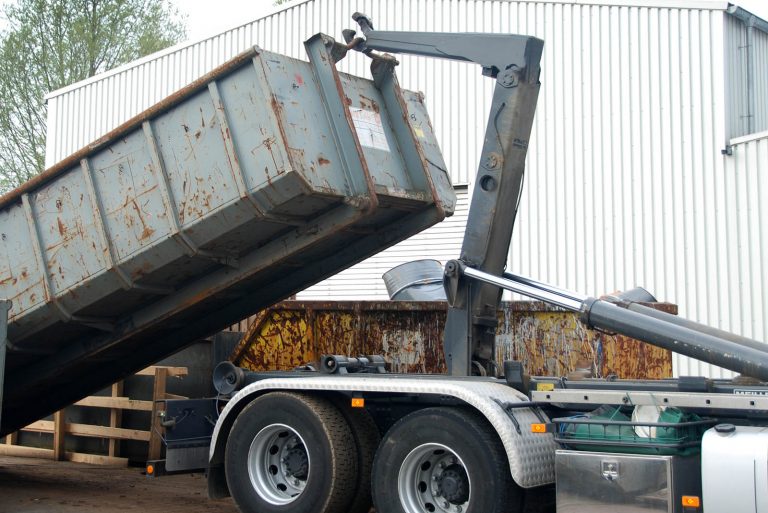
[260, 53, 350, 194]
[403, 90, 455, 213]
[215, 60, 310, 210]
[0, 207, 46, 318]
[152, 88, 241, 230]
[89, 131, 170, 263]
[340, 74, 413, 193]
[232, 300, 673, 379]
[34, 173, 106, 294]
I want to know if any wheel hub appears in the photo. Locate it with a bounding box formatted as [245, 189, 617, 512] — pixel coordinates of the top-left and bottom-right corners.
[247, 423, 310, 506]
[398, 443, 471, 513]
[284, 446, 309, 479]
[438, 464, 469, 504]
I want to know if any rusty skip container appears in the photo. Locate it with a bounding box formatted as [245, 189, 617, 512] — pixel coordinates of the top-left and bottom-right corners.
[229, 301, 675, 379]
[0, 34, 455, 435]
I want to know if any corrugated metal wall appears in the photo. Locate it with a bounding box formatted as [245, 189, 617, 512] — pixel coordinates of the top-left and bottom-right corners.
[299, 187, 469, 299]
[724, 12, 768, 139]
[760, 27, 768, 132]
[43, 0, 768, 377]
[672, 131, 768, 377]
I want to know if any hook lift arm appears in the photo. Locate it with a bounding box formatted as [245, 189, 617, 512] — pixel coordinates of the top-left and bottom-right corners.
[345, 14, 768, 381]
[345, 13, 544, 376]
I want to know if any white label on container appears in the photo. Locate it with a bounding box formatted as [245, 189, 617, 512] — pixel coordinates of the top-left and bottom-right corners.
[349, 107, 390, 152]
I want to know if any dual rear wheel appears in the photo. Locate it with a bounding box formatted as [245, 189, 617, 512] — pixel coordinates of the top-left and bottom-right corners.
[225, 393, 520, 513]
[225, 392, 377, 513]
[372, 407, 522, 513]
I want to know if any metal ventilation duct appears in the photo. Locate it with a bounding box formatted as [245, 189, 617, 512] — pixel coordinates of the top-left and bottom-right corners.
[383, 260, 447, 301]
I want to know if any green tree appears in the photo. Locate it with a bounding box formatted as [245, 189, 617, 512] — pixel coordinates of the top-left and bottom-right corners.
[0, 0, 186, 193]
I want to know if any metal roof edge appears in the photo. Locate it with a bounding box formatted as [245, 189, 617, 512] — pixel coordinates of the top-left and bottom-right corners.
[44, 0, 313, 101]
[481, 0, 729, 10]
[729, 129, 768, 146]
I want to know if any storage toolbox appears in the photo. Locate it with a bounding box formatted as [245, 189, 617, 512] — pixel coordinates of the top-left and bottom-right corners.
[556, 449, 702, 513]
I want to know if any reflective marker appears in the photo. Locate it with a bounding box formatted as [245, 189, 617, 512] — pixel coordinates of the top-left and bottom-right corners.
[682, 496, 700, 508]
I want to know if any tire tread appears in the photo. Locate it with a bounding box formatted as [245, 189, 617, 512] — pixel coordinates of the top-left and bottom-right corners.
[225, 391, 357, 513]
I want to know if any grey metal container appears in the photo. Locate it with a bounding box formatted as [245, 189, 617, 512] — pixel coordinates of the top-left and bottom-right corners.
[0, 34, 455, 435]
[383, 260, 447, 301]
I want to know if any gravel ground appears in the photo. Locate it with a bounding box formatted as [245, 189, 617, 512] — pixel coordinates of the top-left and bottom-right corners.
[0, 456, 239, 513]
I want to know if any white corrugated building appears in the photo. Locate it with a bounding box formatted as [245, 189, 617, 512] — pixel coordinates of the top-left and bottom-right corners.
[44, 0, 768, 377]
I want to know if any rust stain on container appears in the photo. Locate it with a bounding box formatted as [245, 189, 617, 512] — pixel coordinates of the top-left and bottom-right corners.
[230, 300, 674, 379]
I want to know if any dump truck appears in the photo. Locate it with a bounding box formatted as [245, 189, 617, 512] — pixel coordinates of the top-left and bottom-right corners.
[3, 12, 768, 513]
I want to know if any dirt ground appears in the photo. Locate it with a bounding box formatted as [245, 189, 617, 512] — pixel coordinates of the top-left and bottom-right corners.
[0, 456, 239, 513]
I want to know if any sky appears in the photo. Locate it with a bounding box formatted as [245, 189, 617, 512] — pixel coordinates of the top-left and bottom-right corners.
[170, 0, 278, 41]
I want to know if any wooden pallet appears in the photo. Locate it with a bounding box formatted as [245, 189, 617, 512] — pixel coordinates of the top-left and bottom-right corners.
[0, 366, 187, 466]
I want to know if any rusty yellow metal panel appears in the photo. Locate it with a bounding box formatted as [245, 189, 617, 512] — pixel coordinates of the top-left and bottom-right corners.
[232, 310, 313, 371]
[497, 303, 675, 379]
[231, 301, 674, 379]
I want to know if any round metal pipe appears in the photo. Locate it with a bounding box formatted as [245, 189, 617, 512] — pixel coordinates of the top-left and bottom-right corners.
[582, 298, 768, 381]
[624, 302, 768, 355]
[502, 272, 588, 303]
[462, 266, 582, 311]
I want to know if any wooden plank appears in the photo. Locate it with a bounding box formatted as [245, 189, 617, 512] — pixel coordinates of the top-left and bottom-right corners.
[147, 367, 168, 460]
[0, 445, 54, 459]
[136, 366, 188, 378]
[0, 445, 128, 466]
[22, 420, 54, 433]
[109, 381, 123, 457]
[19, 420, 149, 441]
[4, 432, 18, 445]
[66, 452, 128, 467]
[53, 411, 65, 461]
[75, 396, 153, 411]
[66, 423, 150, 442]
[164, 393, 188, 400]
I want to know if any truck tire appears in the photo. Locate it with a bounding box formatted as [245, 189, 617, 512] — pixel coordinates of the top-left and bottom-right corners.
[330, 398, 380, 513]
[372, 407, 523, 513]
[225, 392, 357, 513]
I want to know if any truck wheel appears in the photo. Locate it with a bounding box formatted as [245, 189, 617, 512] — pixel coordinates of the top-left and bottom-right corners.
[225, 392, 356, 513]
[330, 398, 381, 513]
[372, 407, 522, 513]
